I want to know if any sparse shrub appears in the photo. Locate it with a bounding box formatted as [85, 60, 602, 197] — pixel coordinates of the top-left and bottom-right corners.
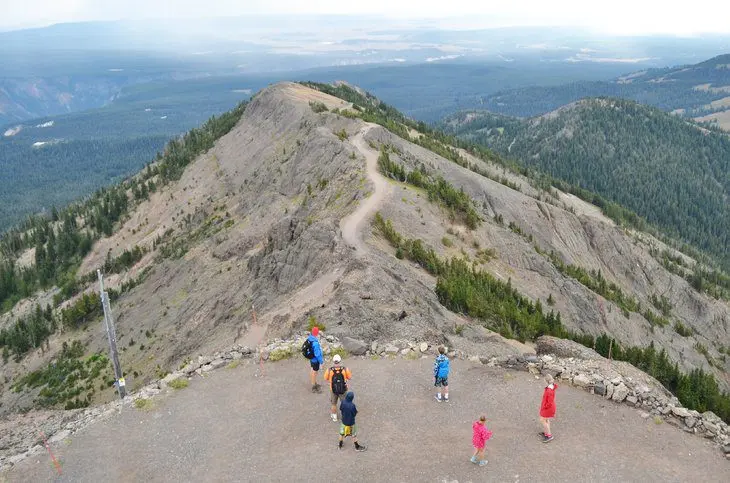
[307, 315, 325, 332]
[309, 101, 328, 113]
[674, 321, 692, 337]
[134, 398, 154, 410]
[269, 348, 293, 362]
[442, 236, 453, 247]
[330, 347, 348, 360]
[335, 129, 348, 141]
[168, 378, 189, 390]
[547, 293, 555, 306]
[226, 360, 240, 370]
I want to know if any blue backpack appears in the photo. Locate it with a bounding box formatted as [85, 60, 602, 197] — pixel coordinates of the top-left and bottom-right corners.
[436, 356, 450, 378]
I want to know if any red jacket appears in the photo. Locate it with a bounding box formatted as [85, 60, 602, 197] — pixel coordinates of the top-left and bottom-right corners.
[540, 383, 557, 418]
[472, 421, 492, 449]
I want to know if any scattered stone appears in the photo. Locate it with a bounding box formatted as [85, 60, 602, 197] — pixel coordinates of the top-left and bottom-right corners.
[419, 342, 429, 353]
[371, 341, 379, 353]
[400, 348, 411, 356]
[671, 406, 690, 419]
[640, 412, 651, 419]
[659, 406, 671, 416]
[605, 382, 614, 399]
[341, 337, 368, 356]
[610, 377, 622, 385]
[573, 373, 591, 388]
[468, 355, 481, 364]
[201, 364, 214, 372]
[594, 382, 606, 396]
[612, 383, 629, 402]
[384, 345, 399, 355]
[48, 430, 70, 444]
[685, 417, 697, 429]
[527, 363, 540, 375]
[210, 359, 226, 369]
[398, 310, 408, 321]
[359, 293, 372, 300]
[525, 355, 539, 363]
[230, 351, 243, 360]
[722, 444, 730, 455]
[540, 355, 554, 363]
[626, 395, 638, 406]
[704, 422, 719, 435]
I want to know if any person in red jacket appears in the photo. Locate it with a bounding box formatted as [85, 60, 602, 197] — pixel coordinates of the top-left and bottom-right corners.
[539, 374, 557, 442]
[470, 415, 492, 466]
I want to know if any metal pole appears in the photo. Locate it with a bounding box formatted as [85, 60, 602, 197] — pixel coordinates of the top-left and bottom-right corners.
[98, 270, 126, 399]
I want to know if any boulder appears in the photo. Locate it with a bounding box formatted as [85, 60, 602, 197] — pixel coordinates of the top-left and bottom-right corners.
[385, 344, 399, 355]
[419, 342, 429, 353]
[605, 381, 614, 399]
[594, 382, 606, 396]
[572, 373, 591, 388]
[210, 358, 227, 369]
[341, 337, 368, 356]
[611, 383, 629, 402]
[626, 395, 638, 406]
[371, 341, 379, 353]
[671, 406, 690, 418]
[685, 417, 697, 429]
[400, 348, 411, 356]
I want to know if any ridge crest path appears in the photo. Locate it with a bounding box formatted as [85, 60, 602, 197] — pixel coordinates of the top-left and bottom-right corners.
[6, 358, 728, 482]
[238, 123, 390, 347]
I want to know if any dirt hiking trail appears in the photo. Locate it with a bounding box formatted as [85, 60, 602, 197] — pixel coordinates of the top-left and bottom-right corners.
[6, 358, 727, 482]
[340, 125, 392, 255]
[239, 124, 389, 348]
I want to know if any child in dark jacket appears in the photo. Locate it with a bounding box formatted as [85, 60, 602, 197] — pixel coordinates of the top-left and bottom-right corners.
[338, 391, 366, 451]
[471, 415, 492, 466]
[539, 374, 558, 442]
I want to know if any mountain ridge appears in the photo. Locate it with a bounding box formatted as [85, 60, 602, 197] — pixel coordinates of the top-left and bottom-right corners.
[1, 82, 728, 426]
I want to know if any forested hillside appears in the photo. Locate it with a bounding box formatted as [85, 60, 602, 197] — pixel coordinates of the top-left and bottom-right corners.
[480, 54, 730, 122]
[0, 80, 253, 232]
[444, 98, 730, 272]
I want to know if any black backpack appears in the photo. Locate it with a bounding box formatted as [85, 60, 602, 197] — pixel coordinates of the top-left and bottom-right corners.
[331, 367, 347, 395]
[302, 339, 315, 359]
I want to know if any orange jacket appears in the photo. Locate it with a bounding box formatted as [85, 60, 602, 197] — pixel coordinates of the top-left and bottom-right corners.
[324, 365, 352, 390]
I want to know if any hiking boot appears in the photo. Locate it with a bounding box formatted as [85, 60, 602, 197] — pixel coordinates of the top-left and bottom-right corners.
[470, 456, 478, 464]
[331, 413, 338, 422]
[542, 434, 554, 443]
[338, 442, 343, 450]
[313, 384, 322, 393]
[444, 396, 449, 402]
[479, 460, 488, 467]
[355, 444, 367, 452]
[538, 432, 545, 437]
[312, 385, 318, 393]
[435, 395, 442, 402]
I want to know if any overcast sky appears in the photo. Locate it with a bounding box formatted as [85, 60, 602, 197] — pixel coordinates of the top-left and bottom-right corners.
[4, 0, 730, 35]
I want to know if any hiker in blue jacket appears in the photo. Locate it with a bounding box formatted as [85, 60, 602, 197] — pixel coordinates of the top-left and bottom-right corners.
[304, 326, 324, 393]
[434, 346, 450, 402]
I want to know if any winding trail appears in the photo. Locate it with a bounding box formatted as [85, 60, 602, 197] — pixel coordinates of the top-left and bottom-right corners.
[239, 124, 389, 346]
[340, 125, 392, 255]
[6, 358, 727, 482]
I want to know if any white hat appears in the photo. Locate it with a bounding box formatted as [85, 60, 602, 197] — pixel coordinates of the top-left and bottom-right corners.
[333, 354, 342, 363]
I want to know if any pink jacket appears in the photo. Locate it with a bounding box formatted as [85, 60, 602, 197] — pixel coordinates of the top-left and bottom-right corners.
[472, 421, 493, 448]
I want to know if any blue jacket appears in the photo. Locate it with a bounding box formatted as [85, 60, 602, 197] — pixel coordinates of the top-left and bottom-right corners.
[434, 354, 450, 378]
[308, 334, 323, 364]
[339, 391, 358, 426]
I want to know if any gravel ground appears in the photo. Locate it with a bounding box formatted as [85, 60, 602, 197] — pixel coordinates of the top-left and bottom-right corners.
[5, 357, 728, 482]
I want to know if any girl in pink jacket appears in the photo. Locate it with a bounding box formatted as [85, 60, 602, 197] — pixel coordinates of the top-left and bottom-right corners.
[470, 415, 493, 466]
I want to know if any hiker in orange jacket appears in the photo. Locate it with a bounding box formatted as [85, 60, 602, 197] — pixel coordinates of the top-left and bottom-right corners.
[324, 354, 352, 422]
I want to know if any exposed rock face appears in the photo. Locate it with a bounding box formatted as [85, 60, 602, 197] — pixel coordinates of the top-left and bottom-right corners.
[536, 336, 602, 360]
